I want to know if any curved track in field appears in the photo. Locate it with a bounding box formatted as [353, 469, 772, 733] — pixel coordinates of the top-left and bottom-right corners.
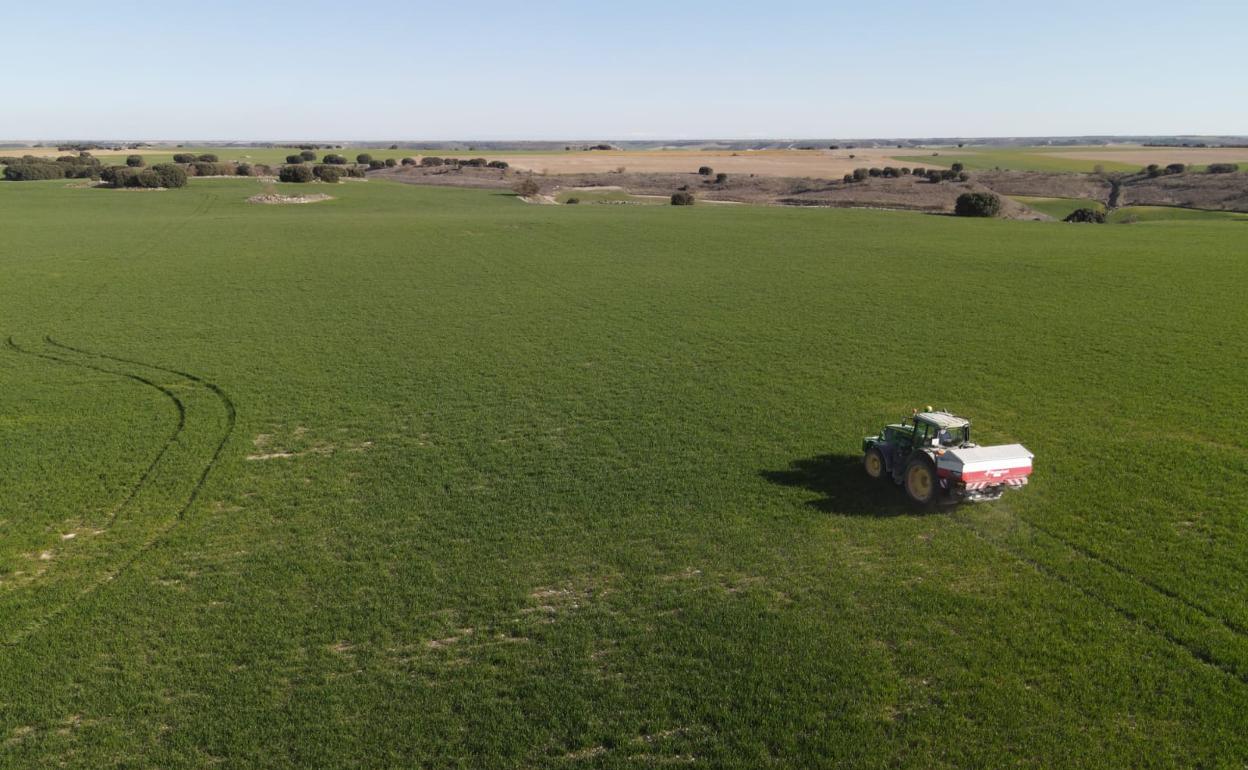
[1, 336, 236, 647]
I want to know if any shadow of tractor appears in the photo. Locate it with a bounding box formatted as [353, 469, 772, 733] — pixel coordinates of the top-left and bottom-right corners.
[761, 453, 945, 518]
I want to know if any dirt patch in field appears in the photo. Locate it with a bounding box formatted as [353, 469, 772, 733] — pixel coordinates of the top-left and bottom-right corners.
[478, 148, 940, 178]
[247, 193, 333, 205]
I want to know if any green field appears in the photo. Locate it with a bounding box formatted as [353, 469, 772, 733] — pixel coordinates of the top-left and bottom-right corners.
[2, 178, 1247, 767]
[1108, 205, 1248, 223]
[1009, 196, 1107, 219]
[553, 188, 665, 205]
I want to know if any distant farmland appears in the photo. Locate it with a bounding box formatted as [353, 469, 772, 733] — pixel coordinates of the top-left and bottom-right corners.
[0, 177, 1246, 766]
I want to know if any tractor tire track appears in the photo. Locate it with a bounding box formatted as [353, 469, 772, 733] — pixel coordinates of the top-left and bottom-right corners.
[1, 335, 236, 647]
[949, 514, 1248, 686]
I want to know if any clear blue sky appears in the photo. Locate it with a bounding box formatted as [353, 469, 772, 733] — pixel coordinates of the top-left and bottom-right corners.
[3, 0, 1245, 140]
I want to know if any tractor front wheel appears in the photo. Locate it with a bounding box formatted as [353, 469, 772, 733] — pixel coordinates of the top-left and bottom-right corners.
[863, 448, 886, 480]
[904, 456, 938, 505]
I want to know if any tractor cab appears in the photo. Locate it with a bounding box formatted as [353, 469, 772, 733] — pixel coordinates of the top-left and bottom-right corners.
[912, 411, 971, 449]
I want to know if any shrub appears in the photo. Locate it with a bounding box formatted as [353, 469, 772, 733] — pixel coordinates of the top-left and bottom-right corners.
[172, 153, 196, 163]
[3, 162, 67, 181]
[279, 164, 314, 183]
[1064, 207, 1106, 224]
[842, 173, 854, 183]
[197, 153, 218, 162]
[344, 166, 366, 178]
[135, 169, 162, 188]
[487, 160, 508, 169]
[236, 163, 254, 176]
[852, 168, 869, 182]
[1208, 163, 1239, 174]
[513, 177, 541, 197]
[868, 168, 882, 177]
[951, 162, 965, 173]
[421, 156, 445, 167]
[954, 192, 1001, 217]
[912, 167, 926, 176]
[356, 153, 373, 164]
[322, 154, 347, 165]
[385, 158, 397, 167]
[401, 157, 417, 166]
[126, 154, 144, 167]
[300, 150, 317, 161]
[1146, 164, 1162, 178]
[900, 168, 911, 175]
[958, 172, 970, 182]
[565, 197, 580, 205]
[1166, 163, 1186, 174]
[881, 167, 899, 178]
[671, 191, 695, 205]
[100, 166, 135, 187]
[151, 163, 187, 188]
[193, 161, 219, 177]
[368, 159, 386, 170]
[714, 172, 728, 184]
[317, 166, 342, 183]
[698, 166, 713, 176]
[285, 154, 303, 164]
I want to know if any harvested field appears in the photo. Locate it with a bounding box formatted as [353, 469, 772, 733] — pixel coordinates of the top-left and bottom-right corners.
[475, 148, 936, 177]
[1048, 146, 1248, 167]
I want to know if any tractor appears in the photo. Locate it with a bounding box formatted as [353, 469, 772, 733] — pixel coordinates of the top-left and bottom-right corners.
[862, 408, 1033, 505]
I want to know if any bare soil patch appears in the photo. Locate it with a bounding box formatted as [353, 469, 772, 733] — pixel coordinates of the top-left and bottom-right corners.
[247, 193, 334, 205]
[1047, 146, 1248, 166]
[470, 148, 936, 178]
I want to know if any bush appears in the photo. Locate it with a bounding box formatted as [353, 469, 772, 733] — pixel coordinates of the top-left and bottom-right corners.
[487, 160, 508, 169]
[513, 177, 541, 197]
[401, 157, 417, 166]
[384, 158, 397, 168]
[356, 153, 373, 164]
[100, 166, 135, 187]
[852, 168, 869, 182]
[868, 168, 882, 177]
[173, 153, 196, 163]
[152, 163, 187, 188]
[842, 173, 854, 183]
[317, 166, 342, 183]
[421, 156, 444, 167]
[698, 166, 713, 176]
[299, 150, 317, 161]
[671, 191, 695, 205]
[958, 172, 970, 182]
[1166, 163, 1186, 174]
[3, 162, 67, 181]
[126, 154, 144, 167]
[926, 170, 944, 183]
[1208, 163, 1239, 174]
[322, 154, 347, 165]
[344, 166, 366, 178]
[368, 159, 386, 170]
[285, 154, 303, 164]
[197, 153, 218, 162]
[714, 172, 728, 184]
[279, 164, 314, 183]
[135, 169, 162, 188]
[881, 167, 899, 178]
[900, 167, 911, 175]
[236, 163, 254, 176]
[1146, 164, 1162, 178]
[954, 192, 1001, 217]
[912, 167, 926, 176]
[951, 162, 965, 173]
[1064, 207, 1106, 224]
[565, 197, 580, 205]
[193, 161, 219, 177]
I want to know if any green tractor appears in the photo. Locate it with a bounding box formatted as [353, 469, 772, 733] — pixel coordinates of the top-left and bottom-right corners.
[863, 409, 1034, 505]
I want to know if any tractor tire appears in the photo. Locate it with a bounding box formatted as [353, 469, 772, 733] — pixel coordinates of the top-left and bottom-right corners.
[863, 448, 886, 481]
[903, 456, 938, 506]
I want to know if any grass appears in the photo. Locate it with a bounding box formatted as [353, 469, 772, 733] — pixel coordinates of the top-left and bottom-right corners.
[1, 177, 1247, 767]
[1009, 196, 1106, 219]
[1108, 205, 1248, 223]
[553, 188, 665, 205]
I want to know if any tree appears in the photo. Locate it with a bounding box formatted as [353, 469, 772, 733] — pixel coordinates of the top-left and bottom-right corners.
[1208, 163, 1239, 174]
[152, 163, 188, 188]
[487, 160, 509, 169]
[368, 159, 386, 170]
[384, 158, 397, 167]
[401, 157, 417, 166]
[236, 163, 254, 176]
[954, 192, 1002, 217]
[279, 164, 314, 183]
[173, 153, 196, 163]
[356, 153, 373, 164]
[286, 154, 303, 164]
[421, 156, 445, 167]
[513, 177, 541, 197]
[714, 172, 728, 184]
[193, 161, 219, 176]
[197, 153, 218, 162]
[868, 168, 882, 177]
[299, 150, 317, 161]
[671, 191, 695, 205]
[842, 173, 854, 183]
[912, 167, 926, 176]
[1064, 208, 1106, 223]
[852, 168, 869, 182]
[1146, 164, 1162, 177]
[1166, 163, 1186, 174]
[565, 197, 580, 205]
[322, 154, 347, 165]
[698, 166, 713, 176]
[951, 162, 965, 173]
[317, 166, 342, 183]
[126, 155, 144, 167]
[958, 171, 970, 182]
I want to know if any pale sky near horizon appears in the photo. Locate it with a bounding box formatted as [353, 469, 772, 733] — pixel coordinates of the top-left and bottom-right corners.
[2, 0, 1245, 140]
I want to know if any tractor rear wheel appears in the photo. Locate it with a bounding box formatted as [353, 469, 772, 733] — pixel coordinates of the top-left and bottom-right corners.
[904, 456, 938, 505]
[863, 448, 886, 480]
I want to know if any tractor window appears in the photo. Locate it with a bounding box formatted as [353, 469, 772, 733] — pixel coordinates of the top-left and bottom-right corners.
[937, 426, 968, 446]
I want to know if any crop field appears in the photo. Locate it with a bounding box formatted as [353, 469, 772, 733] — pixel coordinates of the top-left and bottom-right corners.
[1, 178, 1247, 767]
[895, 147, 1143, 174]
[1008, 196, 1106, 219]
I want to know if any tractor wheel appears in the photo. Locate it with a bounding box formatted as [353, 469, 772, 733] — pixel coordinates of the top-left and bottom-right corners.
[863, 448, 886, 480]
[903, 456, 938, 505]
